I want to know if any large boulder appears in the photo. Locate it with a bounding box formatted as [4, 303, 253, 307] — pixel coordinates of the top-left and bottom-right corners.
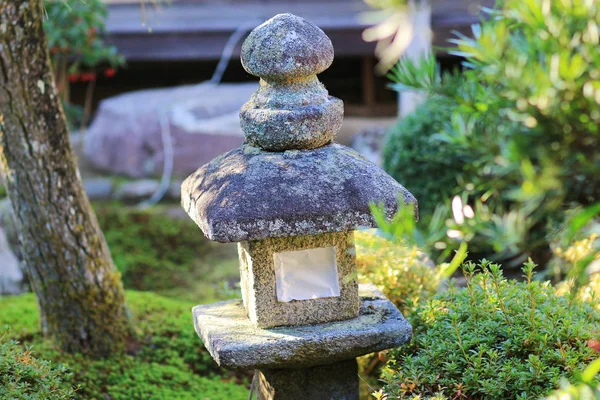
[83, 82, 258, 178]
[0, 198, 18, 258]
[0, 225, 23, 295]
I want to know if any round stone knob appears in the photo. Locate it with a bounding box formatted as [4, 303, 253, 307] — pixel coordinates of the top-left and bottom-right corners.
[241, 13, 334, 82]
[239, 14, 343, 151]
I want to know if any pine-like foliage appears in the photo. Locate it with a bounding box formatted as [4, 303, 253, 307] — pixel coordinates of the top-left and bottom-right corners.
[380, 262, 600, 400]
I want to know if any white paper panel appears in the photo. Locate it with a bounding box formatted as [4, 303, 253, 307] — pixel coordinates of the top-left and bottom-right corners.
[274, 247, 340, 302]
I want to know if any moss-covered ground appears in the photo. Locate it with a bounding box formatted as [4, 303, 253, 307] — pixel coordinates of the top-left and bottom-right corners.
[0, 202, 248, 399]
[93, 203, 241, 303]
[0, 291, 249, 399]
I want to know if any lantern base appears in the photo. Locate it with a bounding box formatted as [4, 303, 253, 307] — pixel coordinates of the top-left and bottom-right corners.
[256, 359, 358, 400]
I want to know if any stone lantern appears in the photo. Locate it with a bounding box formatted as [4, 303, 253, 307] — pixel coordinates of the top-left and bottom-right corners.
[182, 13, 416, 399]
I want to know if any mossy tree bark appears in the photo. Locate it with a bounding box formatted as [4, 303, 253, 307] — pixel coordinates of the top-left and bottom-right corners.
[0, 0, 133, 356]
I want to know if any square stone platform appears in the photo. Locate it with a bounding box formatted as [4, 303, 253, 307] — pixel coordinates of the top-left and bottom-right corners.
[192, 284, 412, 370]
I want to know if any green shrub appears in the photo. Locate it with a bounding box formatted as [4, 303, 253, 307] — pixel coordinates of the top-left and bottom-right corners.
[543, 360, 600, 400]
[356, 229, 449, 398]
[0, 330, 75, 400]
[380, 261, 600, 400]
[382, 95, 468, 220]
[0, 292, 248, 400]
[557, 273, 600, 313]
[385, 0, 600, 267]
[356, 230, 442, 315]
[43, 0, 123, 128]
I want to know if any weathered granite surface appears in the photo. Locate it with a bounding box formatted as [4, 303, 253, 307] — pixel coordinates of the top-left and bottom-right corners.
[83, 82, 256, 177]
[241, 13, 333, 82]
[181, 143, 417, 243]
[238, 232, 359, 328]
[257, 359, 359, 400]
[240, 13, 343, 151]
[192, 284, 412, 370]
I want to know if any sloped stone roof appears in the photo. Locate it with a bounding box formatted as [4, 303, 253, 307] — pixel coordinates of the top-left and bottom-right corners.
[181, 143, 417, 242]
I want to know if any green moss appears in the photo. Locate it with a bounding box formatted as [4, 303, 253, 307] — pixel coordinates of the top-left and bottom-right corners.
[0, 292, 249, 400]
[0, 183, 6, 199]
[94, 205, 240, 303]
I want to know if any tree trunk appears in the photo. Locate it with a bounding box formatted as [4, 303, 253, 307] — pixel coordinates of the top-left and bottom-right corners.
[0, 0, 133, 356]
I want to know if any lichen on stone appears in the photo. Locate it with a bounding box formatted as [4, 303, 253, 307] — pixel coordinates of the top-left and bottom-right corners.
[238, 231, 359, 328]
[192, 284, 412, 370]
[181, 143, 417, 243]
[239, 13, 343, 151]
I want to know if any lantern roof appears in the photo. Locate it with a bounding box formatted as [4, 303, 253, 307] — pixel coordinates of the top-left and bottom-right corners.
[181, 13, 417, 243]
[181, 143, 416, 242]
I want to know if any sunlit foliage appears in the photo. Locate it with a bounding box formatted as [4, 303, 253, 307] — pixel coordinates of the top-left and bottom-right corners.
[379, 262, 600, 400]
[43, 0, 124, 127]
[356, 230, 442, 315]
[384, 0, 600, 273]
[0, 329, 75, 400]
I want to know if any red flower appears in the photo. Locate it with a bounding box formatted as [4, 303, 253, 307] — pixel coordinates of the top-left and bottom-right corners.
[104, 68, 116, 78]
[80, 72, 97, 82]
[68, 73, 80, 83]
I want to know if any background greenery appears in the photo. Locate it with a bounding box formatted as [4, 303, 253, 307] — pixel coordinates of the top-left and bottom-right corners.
[94, 205, 239, 302]
[2, 0, 600, 398]
[383, 0, 600, 273]
[374, 0, 600, 398]
[43, 0, 123, 128]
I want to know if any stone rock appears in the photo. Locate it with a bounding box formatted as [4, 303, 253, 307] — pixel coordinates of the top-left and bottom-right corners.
[83, 82, 257, 178]
[349, 126, 387, 166]
[114, 179, 160, 201]
[257, 359, 358, 400]
[0, 226, 23, 295]
[181, 143, 417, 243]
[83, 178, 114, 200]
[241, 13, 334, 81]
[240, 13, 343, 151]
[192, 284, 412, 370]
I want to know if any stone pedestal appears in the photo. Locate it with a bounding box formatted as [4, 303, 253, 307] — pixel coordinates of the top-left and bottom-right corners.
[256, 360, 359, 400]
[192, 284, 411, 370]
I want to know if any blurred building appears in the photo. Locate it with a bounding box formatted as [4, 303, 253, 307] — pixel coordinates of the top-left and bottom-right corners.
[76, 0, 491, 118]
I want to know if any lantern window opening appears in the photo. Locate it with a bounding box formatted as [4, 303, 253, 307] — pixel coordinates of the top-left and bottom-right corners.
[273, 246, 340, 302]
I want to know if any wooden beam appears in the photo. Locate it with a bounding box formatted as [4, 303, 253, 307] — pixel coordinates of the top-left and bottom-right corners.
[361, 57, 376, 106]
